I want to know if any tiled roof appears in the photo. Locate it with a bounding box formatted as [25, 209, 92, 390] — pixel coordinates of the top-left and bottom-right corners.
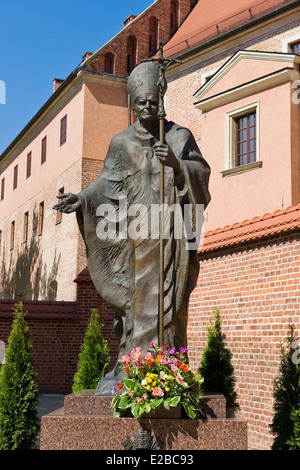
[199, 204, 300, 253]
[164, 0, 297, 58]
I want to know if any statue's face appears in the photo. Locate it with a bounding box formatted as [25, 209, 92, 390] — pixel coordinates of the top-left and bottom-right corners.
[133, 93, 159, 128]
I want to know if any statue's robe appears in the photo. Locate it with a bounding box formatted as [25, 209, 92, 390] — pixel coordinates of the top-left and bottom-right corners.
[76, 119, 210, 371]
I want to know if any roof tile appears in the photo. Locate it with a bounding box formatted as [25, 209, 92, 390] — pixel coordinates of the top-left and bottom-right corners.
[199, 204, 300, 253]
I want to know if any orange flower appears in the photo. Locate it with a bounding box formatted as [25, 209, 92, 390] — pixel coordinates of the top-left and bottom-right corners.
[147, 356, 155, 366]
[156, 355, 163, 363]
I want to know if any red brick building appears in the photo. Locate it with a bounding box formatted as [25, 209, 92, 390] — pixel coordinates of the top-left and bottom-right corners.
[0, 0, 300, 449]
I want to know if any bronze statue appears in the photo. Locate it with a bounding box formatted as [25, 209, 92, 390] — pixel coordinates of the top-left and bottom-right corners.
[53, 60, 210, 395]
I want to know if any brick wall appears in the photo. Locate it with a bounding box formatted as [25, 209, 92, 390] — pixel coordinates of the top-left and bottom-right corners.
[0, 278, 119, 394]
[1, 227, 299, 448]
[85, 0, 195, 77]
[188, 230, 300, 449]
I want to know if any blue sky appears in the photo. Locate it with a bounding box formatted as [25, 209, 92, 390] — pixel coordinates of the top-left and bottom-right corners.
[0, 0, 152, 154]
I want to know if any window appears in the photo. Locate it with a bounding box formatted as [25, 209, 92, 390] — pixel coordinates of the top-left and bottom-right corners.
[23, 211, 29, 243]
[1, 178, 4, 201]
[13, 165, 18, 190]
[10, 221, 15, 250]
[38, 202, 44, 235]
[104, 52, 115, 74]
[235, 112, 256, 167]
[60, 115, 67, 145]
[149, 17, 159, 55]
[127, 36, 137, 73]
[26, 151, 32, 178]
[56, 187, 64, 224]
[224, 101, 261, 175]
[41, 136, 47, 164]
[291, 41, 300, 55]
[170, 0, 179, 35]
[49, 280, 58, 301]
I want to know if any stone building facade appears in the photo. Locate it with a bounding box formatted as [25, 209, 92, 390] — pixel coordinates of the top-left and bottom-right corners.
[0, 0, 300, 449]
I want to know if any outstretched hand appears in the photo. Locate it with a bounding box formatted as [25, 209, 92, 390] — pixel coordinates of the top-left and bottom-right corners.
[52, 193, 81, 213]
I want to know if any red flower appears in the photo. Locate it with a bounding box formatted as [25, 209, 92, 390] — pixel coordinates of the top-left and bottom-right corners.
[147, 357, 155, 367]
[117, 382, 123, 390]
[179, 363, 189, 373]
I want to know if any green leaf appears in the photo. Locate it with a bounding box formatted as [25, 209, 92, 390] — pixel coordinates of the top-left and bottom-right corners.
[131, 404, 140, 418]
[118, 394, 132, 409]
[123, 379, 136, 391]
[109, 394, 120, 409]
[170, 396, 180, 407]
[151, 398, 163, 408]
[164, 399, 170, 410]
[145, 403, 152, 413]
[184, 403, 196, 419]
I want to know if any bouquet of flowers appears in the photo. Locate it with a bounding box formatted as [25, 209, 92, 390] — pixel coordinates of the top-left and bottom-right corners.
[110, 343, 204, 419]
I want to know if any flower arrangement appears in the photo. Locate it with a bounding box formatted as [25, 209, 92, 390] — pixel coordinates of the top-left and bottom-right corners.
[110, 343, 204, 419]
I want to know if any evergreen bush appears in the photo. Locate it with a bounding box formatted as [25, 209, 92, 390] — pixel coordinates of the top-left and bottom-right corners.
[271, 324, 300, 450]
[72, 308, 110, 392]
[198, 307, 239, 408]
[0, 302, 40, 450]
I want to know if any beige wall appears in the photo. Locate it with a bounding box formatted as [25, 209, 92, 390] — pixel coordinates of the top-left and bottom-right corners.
[0, 84, 85, 220]
[0, 75, 130, 301]
[82, 80, 128, 160]
[201, 82, 292, 231]
[165, 14, 300, 233]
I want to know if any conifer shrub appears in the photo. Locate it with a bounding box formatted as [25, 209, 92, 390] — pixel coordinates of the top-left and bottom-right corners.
[198, 307, 239, 408]
[72, 308, 110, 392]
[0, 302, 40, 450]
[271, 324, 300, 450]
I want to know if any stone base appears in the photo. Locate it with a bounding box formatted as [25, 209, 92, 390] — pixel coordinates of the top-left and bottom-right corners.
[40, 390, 247, 450]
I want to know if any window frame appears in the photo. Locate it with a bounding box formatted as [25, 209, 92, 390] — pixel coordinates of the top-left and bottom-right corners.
[41, 136, 47, 164]
[23, 211, 29, 243]
[38, 201, 44, 235]
[223, 101, 261, 176]
[60, 115, 67, 146]
[282, 34, 300, 54]
[10, 221, 15, 250]
[234, 112, 257, 167]
[13, 164, 18, 190]
[290, 41, 300, 55]
[26, 151, 32, 178]
[56, 187, 64, 225]
[1, 177, 4, 201]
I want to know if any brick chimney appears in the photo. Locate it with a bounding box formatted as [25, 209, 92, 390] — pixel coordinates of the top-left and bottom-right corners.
[53, 78, 64, 93]
[124, 15, 137, 27]
[82, 51, 93, 62]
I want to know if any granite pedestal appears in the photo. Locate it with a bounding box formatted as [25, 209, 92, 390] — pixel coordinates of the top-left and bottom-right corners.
[40, 390, 247, 450]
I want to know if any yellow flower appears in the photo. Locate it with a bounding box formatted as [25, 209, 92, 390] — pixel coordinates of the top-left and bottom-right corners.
[146, 385, 151, 390]
[152, 381, 156, 386]
[165, 387, 170, 392]
[167, 375, 173, 380]
[148, 378, 152, 383]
